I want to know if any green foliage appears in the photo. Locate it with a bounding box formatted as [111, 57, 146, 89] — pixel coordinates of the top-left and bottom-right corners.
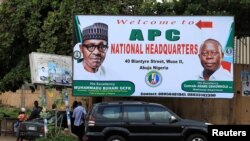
[0, 106, 31, 118]
[35, 132, 78, 141]
[0, 106, 18, 118]
[35, 115, 76, 141]
[0, 0, 249, 93]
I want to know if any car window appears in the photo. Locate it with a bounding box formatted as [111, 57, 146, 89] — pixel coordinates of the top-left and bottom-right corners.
[124, 106, 146, 121]
[147, 106, 172, 122]
[96, 106, 121, 120]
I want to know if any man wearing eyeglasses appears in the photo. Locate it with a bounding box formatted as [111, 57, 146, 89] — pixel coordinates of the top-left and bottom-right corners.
[197, 38, 232, 81]
[74, 22, 111, 80]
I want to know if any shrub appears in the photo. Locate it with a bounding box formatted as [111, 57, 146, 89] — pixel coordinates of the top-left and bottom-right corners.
[35, 132, 78, 141]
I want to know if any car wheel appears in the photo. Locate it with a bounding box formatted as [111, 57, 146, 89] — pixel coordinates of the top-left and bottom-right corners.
[106, 135, 126, 141]
[186, 134, 207, 141]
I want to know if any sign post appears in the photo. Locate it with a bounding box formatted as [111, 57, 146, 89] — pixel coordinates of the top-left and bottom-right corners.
[63, 89, 72, 132]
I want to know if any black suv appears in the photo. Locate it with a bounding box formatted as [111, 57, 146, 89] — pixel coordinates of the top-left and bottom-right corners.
[84, 101, 209, 141]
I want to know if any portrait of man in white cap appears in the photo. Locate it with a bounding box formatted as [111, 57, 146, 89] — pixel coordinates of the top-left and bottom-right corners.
[74, 22, 109, 80]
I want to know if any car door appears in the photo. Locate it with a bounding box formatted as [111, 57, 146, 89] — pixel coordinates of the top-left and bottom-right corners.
[123, 105, 152, 140]
[95, 105, 124, 129]
[146, 105, 184, 141]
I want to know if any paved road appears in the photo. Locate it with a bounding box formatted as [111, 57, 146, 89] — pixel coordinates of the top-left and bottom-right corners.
[0, 136, 16, 141]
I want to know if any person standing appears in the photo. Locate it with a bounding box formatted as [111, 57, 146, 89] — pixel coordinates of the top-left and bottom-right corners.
[28, 100, 41, 120]
[72, 101, 87, 141]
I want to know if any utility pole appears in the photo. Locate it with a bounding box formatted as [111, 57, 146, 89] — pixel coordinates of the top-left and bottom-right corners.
[21, 82, 35, 107]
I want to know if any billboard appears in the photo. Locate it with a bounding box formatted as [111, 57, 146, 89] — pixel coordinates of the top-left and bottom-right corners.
[29, 52, 72, 86]
[73, 15, 234, 98]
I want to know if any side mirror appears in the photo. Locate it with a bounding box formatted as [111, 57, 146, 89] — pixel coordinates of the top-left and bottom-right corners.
[169, 116, 178, 123]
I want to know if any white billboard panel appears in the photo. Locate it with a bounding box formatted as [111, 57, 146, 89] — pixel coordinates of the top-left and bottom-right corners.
[73, 15, 234, 98]
[29, 52, 72, 86]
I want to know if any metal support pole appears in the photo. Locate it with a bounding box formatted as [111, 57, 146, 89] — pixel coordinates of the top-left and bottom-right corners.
[63, 89, 72, 132]
[40, 85, 48, 138]
[21, 85, 24, 107]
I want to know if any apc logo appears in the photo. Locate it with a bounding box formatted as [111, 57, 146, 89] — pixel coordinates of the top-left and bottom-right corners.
[225, 47, 233, 56]
[145, 70, 162, 87]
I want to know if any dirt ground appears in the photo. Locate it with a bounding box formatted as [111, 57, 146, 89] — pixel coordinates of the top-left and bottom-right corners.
[0, 136, 16, 141]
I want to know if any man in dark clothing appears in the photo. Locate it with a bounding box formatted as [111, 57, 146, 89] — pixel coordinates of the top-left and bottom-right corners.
[28, 100, 41, 120]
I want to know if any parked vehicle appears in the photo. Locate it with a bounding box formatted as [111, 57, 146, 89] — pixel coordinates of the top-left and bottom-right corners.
[18, 111, 71, 141]
[84, 101, 210, 141]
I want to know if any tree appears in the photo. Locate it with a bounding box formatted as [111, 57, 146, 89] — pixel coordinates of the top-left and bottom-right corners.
[0, 0, 249, 93]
